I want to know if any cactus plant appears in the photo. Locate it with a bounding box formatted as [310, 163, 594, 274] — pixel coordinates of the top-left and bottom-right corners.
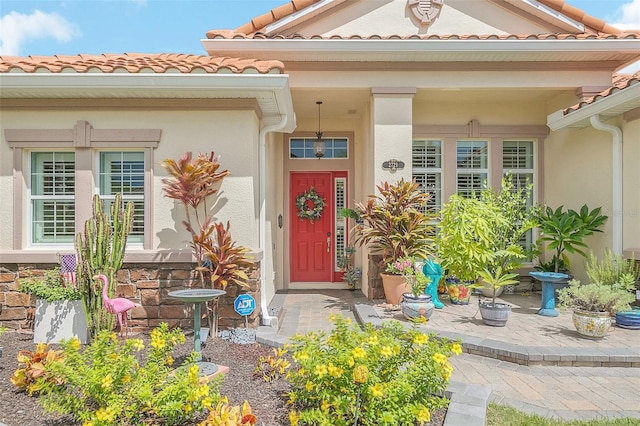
[76, 193, 134, 339]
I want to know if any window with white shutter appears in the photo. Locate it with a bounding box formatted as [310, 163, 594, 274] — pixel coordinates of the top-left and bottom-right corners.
[30, 152, 76, 244]
[99, 152, 145, 245]
[412, 139, 442, 211]
[503, 140, 535, 249]
[456, 140, 488, 198]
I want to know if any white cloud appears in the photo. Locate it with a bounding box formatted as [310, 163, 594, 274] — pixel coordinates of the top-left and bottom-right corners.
[612, 0, 640, 29]
[610, 0, 640, 73]
[0, 10, 80, 56]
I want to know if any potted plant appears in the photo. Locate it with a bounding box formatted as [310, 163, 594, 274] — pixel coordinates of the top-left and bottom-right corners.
[476, 177, 538, 298]
[585, 249, 640, 329]
[475, 266, 519, 326]
[435, 194, 498, 304]
[557, 279, 634, 338]
[397, 259, 435, 320]
[18, 268, 88, 344]
[535, 204, 608, 274]
[349, 179, 436, 305]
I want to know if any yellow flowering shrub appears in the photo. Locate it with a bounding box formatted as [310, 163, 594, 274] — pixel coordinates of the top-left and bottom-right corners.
[34, 323, 222, 425]
[275, 315, 461, 425]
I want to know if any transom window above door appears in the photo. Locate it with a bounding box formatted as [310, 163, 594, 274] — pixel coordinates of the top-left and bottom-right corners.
[289, 137, 349, 159]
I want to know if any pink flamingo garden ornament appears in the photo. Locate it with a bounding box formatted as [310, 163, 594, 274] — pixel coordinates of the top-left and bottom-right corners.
[94, 274, 141, 337]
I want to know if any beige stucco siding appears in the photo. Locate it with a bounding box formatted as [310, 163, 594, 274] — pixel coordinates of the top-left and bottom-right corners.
[290, 0, 549, 37]
[622, 117, 640, 250]
[0, 108, 261, 253]
[543, 125, 615, 282]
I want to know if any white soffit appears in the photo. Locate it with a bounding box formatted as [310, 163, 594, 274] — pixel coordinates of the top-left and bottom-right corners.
[0, 73, 295, 130]
[201, 39, 640, 65]
[547, 83, 640, 130]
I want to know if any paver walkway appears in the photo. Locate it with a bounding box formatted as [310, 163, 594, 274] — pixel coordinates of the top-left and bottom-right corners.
[256, 289, 640, 423]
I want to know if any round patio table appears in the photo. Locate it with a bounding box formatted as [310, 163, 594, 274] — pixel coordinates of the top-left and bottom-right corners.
[168, 289, 226, 375]
[529, 271, 569, 317]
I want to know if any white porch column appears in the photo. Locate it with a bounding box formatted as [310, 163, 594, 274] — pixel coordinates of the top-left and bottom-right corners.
[370, 88, 416, 187]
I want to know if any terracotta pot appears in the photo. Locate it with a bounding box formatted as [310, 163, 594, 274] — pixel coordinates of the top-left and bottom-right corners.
[380, 273, 411, 305]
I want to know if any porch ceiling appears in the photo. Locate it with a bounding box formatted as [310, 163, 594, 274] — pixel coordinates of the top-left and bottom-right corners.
[291, 88, 563, 119]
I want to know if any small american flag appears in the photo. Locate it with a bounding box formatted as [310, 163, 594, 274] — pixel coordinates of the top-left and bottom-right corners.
[59, 253, 77, 286]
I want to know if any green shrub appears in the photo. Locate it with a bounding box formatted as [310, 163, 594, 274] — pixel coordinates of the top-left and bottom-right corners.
[18, 268, 81, 302]
[558, 280, 634, 314]
[585, 249, 640, 292]
[280, 315, 461, 425]
[38, 323, 221, 425]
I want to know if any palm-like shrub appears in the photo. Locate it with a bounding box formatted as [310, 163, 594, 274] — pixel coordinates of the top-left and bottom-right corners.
[536, 204, 608, 273]
[351, 179, 436, 272]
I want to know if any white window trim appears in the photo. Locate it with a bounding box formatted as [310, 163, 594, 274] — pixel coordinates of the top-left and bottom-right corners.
[6, 120, 160, 251]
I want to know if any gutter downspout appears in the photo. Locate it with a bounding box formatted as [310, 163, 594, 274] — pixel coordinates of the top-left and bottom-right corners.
[258, 115, 288, 327]
[589, 114, 623, 254]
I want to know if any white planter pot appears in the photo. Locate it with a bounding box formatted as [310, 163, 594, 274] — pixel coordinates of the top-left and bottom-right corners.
[34, 299, 89, 344]
[572, 309, 611, 339]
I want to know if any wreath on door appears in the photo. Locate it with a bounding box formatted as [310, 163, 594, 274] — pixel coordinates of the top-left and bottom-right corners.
[296, 187, 325, 222]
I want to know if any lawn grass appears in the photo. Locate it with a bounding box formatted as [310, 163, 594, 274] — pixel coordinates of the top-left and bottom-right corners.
[486, 403, 640, 426]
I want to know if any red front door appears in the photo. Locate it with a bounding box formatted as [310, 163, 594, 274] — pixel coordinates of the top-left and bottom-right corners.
[290, 172, 333, 282]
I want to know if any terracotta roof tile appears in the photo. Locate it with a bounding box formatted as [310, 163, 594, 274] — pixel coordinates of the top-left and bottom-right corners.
[205, 32, 640, 41]
[208, 0, 624, 38]
[537, 0, 621, 34]
[209, 0, 320, 37]
[563, 71, 640, 114]
[0, 53, 284, 74]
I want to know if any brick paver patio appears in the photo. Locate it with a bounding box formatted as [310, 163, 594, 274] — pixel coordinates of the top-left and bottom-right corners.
[257, 289, 640, 423]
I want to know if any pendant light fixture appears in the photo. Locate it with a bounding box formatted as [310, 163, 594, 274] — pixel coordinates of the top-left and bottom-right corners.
[313, 101, 326, 159]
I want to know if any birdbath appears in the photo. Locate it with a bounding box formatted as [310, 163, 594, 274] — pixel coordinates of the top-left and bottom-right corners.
[168, 289, 226, 374]
[529, 271, 569, 317]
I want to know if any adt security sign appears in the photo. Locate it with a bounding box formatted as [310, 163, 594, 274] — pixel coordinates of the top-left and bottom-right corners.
[234, 294, 256, 316]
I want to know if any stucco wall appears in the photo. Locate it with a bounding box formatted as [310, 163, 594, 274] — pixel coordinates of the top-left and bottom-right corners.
[543, 124, 615, 282]
[622, 117, 640, 250]
[293, 0, 548, 37]
[0, 108, 261, 253]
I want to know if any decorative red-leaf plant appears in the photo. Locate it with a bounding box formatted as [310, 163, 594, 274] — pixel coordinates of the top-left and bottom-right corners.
[161, 152, 253, 332]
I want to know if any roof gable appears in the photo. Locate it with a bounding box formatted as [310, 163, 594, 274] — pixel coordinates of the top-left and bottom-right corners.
[209, 0, 623, 38]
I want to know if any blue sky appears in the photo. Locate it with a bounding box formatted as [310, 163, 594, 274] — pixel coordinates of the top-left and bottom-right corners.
[1, 0, 639, 57]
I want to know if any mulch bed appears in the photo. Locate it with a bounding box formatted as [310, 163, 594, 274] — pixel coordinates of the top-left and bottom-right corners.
[0, 330, 446, 425]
